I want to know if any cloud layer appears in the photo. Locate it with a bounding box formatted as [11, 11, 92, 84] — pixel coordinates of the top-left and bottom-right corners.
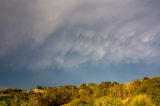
[0, 0, 160, 70]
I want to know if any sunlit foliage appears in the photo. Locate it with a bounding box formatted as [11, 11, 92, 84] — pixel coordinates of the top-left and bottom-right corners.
[129, 94, 155, 106]
[0, 76, 159, 106]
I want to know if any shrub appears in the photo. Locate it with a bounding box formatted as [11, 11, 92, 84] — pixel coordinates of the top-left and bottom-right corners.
[69, 99, 90, 106]
[94, 96, 124, 106]
[129, 94, 155, 106]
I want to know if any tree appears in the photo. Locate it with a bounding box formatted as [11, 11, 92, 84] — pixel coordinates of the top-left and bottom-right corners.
[138, 77, 160, 105]
[36, 85, 43, 90]
[79, 83, 87, 90]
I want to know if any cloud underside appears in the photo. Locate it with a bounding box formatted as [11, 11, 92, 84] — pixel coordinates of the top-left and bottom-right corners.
[0, 0, 160, 70]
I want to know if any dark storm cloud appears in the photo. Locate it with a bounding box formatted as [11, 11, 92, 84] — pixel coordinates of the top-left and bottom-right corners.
[0, 0, 160, 71]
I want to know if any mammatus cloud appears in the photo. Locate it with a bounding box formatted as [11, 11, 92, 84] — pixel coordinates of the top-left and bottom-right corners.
[0, 0, 160, 70]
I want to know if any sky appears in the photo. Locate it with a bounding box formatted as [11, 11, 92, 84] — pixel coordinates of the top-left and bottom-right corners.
[0, 0, 160, 88]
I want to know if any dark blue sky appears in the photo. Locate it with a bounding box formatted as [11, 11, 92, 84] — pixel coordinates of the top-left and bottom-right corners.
[0, 0, 160, 88]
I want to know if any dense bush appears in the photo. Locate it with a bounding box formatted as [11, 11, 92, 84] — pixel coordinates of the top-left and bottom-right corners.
[138, 77, 160, 105]
[0, 77, 159, 106]
[94, 96, 124, 106]
[129, 94, 155, 106]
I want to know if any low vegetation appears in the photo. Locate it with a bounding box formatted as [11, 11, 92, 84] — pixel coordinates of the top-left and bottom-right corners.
[0, 76, 160, 106]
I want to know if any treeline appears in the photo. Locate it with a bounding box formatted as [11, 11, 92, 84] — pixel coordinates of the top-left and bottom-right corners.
[0, 76, 160, 106]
